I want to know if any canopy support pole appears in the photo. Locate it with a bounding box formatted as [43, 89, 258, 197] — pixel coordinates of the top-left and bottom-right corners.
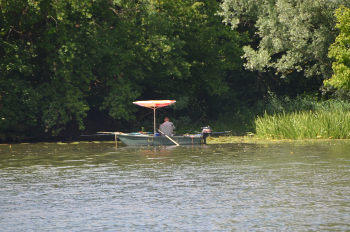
[154, 107, 156, 135]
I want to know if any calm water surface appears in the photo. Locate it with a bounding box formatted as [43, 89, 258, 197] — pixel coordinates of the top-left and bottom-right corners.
[0, 140, 350, 231]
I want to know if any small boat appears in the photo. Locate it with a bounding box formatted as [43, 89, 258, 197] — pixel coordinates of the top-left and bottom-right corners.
[102, 100, 211, 146]
[116, 133, 202, 146]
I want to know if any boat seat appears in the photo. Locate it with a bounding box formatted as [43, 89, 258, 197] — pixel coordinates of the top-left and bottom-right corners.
[159, 123, 174, 137]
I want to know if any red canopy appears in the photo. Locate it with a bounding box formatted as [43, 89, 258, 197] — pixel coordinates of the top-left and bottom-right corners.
[133, 100, 176, 108]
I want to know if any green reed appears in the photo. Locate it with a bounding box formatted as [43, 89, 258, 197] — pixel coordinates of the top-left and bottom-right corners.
[255, 110, 350, 139]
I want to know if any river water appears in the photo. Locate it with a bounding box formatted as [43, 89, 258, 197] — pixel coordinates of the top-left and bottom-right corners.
[0, 140, 350, 231]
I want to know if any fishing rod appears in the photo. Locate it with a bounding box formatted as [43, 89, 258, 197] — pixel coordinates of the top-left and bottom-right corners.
[187, 114, 207, 134]
[194, 131, 231, 134]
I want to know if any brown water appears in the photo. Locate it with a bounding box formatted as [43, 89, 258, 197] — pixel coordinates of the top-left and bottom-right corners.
[0, 140, 350, 231]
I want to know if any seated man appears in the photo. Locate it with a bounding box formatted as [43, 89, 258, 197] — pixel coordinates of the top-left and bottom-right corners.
[159, 117, 175, 137]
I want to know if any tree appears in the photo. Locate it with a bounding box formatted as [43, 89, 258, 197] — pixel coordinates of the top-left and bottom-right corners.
[325, 6, 350, 90]
[135, 0, 247, 119]
[219, 0, 350, 82]
[0, 0, 246, 140]
[0, 0, 142, 137]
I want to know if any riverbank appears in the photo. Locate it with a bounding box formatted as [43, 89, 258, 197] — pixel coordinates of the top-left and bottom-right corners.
[4, 96, 350, 143]
[206, 135, 350, 145]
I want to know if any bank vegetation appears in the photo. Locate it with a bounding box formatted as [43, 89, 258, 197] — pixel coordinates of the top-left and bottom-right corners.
[1, 1, 350, 141]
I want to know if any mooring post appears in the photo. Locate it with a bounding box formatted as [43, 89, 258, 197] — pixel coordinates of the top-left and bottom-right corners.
[115, 133, 117, 148]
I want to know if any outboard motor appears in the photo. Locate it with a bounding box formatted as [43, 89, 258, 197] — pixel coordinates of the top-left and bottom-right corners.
[201, 126, 211, 144]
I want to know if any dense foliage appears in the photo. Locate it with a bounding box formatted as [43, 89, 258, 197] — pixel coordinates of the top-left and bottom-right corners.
[0, 0, 246, 140]
[1, 0, 350, 141]
[326, 6, 350, 90]
[219, 0, 350, 80]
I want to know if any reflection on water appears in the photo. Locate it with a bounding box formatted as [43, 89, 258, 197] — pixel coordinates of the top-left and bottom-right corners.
[0, 140, 350, 231]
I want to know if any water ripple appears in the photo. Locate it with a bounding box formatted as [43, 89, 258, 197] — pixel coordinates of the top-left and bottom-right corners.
[0, 141, 350, 231]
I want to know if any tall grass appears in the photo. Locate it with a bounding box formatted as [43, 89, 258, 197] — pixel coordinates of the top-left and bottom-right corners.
[255, 110, 350, 139]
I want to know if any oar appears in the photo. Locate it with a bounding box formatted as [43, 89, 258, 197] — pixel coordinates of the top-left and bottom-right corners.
[158, 129, 180, 146]
[96, 132, 123, 134]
